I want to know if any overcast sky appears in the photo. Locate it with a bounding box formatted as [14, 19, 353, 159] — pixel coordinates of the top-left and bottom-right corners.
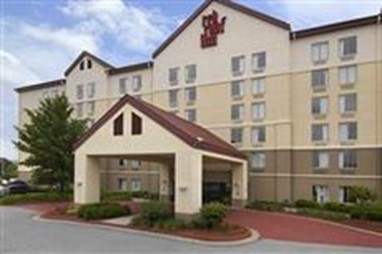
[1, 0, 381, 160]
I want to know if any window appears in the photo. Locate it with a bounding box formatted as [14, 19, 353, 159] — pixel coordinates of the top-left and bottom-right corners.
[185, 64, 197, 84]
[251, 102, 265, 120]
[230, 128, 243, 144]
[87, 101, 95, 115]
[311, 124, 329, 141]
[118, 178, 128, 191]
[231, 104, 244, 122]
[250, 152, 266, 169]
[76, 84, 84, 100]
[252, 126, 266, 144]
[339, 150, 357, 169]
[79, 61, 84, 70]
[312, 185, 329, 203]
[231, 80, 244, 98]
[311, 41, 329, 63]
[119, 159, 128, 167]
[131, 160, 141, 170]
[312, 151, 329, 169]
[76, 103, 83, 117]
[252, 52, 266, 72]
[113, 113, 124, 136]
[185, 109, 196, 122]
[231, 56, 245, 76]
[339, 65, 357, 85]
[339, 36, 357, 58]
[311, 69, 328, 88]
[339, 94, 357, 113]
[87, 59, 92, 69]
[185, 87, 197, 103]
[339, 122, 357, 141]
[132, 113, 142, 135]
[169, 89, 179, 108]
[169, 67, 179, 86]
[339, 186, 352, 203]
[131, 179, 142, 191]
[132, 75, 142, 92]
[87, 82, 95, 98]
[119, 78, 127, 94]
[312, 97, 328, 115]
[251, 78, 265, 95]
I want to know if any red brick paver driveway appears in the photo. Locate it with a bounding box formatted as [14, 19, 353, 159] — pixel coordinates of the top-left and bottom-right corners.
[226, 209, 382, 248]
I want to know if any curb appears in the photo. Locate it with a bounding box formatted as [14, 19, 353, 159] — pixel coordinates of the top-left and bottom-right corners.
[238, 208, 382, 238]
[33, 214, 260, 247]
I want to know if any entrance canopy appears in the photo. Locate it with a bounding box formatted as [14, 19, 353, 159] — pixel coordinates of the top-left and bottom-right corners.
[73, 94, 247, 217]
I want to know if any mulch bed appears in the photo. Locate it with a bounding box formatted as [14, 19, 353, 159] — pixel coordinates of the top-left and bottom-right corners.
[126, 224, 252, 242]
[38, 204, 252, 242]
[338, 219, 382, 234]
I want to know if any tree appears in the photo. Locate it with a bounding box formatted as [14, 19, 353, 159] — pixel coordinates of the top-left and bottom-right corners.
[349, 186, 376, 205]
[0, 158, 18, 180]
[14, 94, 87, 193]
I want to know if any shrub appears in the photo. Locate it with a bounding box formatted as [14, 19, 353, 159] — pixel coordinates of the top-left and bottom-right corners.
[139, 201, 171, 227]
[157, 218, 186, 230]
[101, 191, 132, 202]
[199, 202, 228, 229]
[246, 200, 283, 212]
[297, 208, 348, 221]
[0, 192, 72, 205]
[77, 203, 130, 220]
[323, 202, 352, 213]
[365, 210, 382, 221]
[295, 199, 320, 209]
[131, 191, 158, 200]
[348, 186, 376, 204]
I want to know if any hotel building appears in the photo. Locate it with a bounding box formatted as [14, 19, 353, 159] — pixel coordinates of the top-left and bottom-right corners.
[16, 0, 382, 209]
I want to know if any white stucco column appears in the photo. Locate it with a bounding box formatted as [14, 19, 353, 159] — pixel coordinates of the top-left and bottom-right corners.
[74, 154, 101, 204]
[231, 161, 248, 207]
[159, 162, 170, 201]
[174, 150, 202, 219]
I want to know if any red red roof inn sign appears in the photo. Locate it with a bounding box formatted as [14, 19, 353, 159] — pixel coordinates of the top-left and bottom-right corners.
[201, 10, 226, 48]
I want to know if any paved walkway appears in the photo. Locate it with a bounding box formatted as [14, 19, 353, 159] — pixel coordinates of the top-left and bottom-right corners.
[226, 209, 382, 248]
[1, 207, 381, 253]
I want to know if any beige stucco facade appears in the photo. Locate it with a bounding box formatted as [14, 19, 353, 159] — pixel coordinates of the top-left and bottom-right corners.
[16, 0, 382, 205]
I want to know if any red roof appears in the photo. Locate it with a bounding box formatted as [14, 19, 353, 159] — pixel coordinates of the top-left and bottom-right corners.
[73, 94, 246, 160]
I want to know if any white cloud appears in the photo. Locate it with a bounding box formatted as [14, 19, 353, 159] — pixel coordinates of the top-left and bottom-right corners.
[244, 0, 381, 30]
[60, 0, 174, 52]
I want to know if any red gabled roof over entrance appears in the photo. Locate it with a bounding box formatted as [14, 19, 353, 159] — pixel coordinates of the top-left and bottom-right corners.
[73, 94, 246, 160]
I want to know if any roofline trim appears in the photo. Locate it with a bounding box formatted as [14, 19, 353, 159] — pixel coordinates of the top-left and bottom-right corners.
[14, 79, 66, 93]
[107, 61, 153, 75]
[64, 51, 114, 77]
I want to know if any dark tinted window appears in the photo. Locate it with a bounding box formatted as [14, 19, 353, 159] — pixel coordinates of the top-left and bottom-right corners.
[132, 113, 142, 135]
[113, 113, 123, 136]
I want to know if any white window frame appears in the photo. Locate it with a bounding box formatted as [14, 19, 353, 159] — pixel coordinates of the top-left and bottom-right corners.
[118, 178, 128, 191]
[119, 78, 128, 95]
[338, 65, 357, 85]
[231, 104, 244, 122]
[251, 102, 266, 120]
[132, 75, 142, 92]
[251, 78, 265, 95]
[250, 152, 266, 169]
[338, 150, 357, 169]
[185, 64, 197, 84]
[311, 41, 329, 63]
[86, 101, 95, 116]
[231, 80, 244, 98]
[169, 67, 179, 86]
[131, 178, 142, 192]
[312, 97, 328, 115]
[76, 102, 83, 117]
[231, 56, 245, 76]
[185, 87, 196, 104]
[251, 52, 266, 72]
[230, 128, 243, 145]
[169, 89, 179, 108]
[76, 84, 84, 100]
[87, 82, 95, 99]
[311, 124, 329, 142]
[313, 151, 329, 169]
[252, 126, 266, 144]
[311, 69, 328, 88]
[184, 109, 196, 122]
[339, 93, 357, 113]
[339, 122, 357, 141]
[339, 36, 357, 58]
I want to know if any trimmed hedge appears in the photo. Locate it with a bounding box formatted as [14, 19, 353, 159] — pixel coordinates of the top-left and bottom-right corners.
[295, 199, 321, 209]
[0, 192, 72, 205]
[246, 200, 284, 212]
[138, 201, 171, 227]
[198, 202, 228, 229]
[77, 203, 130, 220]
[323, 202, 353, 213]
[101, 191, 132, 202]
[297, 208, 348, 221]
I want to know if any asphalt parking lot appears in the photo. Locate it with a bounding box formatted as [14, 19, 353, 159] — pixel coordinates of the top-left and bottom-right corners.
[1, 206, 381, 254]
